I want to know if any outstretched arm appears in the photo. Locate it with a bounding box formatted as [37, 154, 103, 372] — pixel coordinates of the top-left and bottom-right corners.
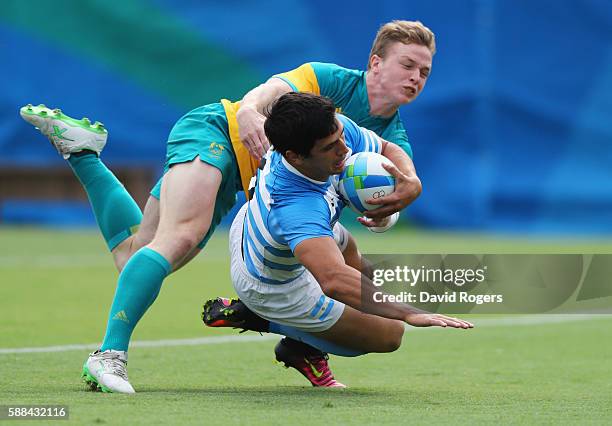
[236, 78, 293, 160]
[294, 236, 473, 329]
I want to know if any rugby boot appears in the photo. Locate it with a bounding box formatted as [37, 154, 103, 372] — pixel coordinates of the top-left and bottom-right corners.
[274, 337, 346, 388]
[20, 104, 107, 159]
[82, 349, 135, 394]
[202, 297, 269, 332]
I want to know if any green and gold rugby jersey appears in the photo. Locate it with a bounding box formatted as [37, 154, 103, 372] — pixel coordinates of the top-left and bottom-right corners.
[274, 62, 412, 158]
[221, 62, 412, 198]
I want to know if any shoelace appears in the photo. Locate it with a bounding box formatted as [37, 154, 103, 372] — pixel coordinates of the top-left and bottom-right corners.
[306, 353, 331, 374]
[98, 352, 129, 381]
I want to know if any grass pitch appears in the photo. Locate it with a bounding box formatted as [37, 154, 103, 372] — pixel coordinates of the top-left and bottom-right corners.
[1, 226, 611, 425]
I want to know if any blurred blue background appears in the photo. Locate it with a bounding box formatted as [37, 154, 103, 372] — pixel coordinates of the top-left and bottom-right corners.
[1, 0, 611, 234]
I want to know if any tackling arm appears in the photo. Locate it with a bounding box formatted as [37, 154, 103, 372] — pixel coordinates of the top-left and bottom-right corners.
[236, 78, 293, 159]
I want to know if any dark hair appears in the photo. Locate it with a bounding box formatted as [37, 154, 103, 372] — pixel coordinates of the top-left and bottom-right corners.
[264, 92, 338, 157]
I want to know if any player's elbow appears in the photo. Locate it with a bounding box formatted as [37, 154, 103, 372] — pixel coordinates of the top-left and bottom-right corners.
[318, 278, 339, 300]
[410, 176, 423, 199]
[317, 267, 345, 300]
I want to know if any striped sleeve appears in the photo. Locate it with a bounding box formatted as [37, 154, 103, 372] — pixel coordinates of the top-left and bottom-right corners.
[361, 128, 384, 154]
[339, 114, 384, 154]
[270, 197, 333, 252]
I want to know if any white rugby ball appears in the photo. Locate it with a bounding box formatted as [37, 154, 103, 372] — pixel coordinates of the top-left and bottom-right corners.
[338, 152, 395, 214]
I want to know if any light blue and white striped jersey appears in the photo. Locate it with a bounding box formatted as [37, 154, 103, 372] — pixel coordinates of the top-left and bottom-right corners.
[242, 114, 384, 284]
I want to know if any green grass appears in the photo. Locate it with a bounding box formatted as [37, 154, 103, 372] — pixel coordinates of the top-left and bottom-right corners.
[1, 227, 611, 425]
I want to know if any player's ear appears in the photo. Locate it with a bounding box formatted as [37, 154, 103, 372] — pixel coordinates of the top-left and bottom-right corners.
[369, 54, 381, 72]
[285, 150, 302, 167]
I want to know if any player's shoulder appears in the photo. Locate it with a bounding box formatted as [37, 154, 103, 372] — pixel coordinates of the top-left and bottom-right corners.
[270, 188, 330, 222]
[309, 62, 364, 80]
[266, 157, 323, 198]
[338, 113, 364, 138]
[337, 112, 356, 126]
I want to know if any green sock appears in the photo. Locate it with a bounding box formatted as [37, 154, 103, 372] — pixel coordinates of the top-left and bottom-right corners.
[101, 247, 171, 351]
[68, 152, 143, 251]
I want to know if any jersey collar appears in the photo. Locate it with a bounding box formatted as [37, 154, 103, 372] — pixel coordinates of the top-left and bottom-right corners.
[281, 156, 328, 185]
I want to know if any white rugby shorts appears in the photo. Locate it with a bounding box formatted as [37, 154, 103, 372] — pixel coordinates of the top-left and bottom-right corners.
[229, 204, 346, 332]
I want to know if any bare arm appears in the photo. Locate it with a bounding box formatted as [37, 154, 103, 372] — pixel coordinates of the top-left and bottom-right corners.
[236, 78, 293, 160]
[361, 141, 423, 221]
[294, 236, 473, 328]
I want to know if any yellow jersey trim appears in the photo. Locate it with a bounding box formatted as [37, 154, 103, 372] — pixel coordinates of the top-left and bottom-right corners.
[221, 99, 259, 199]
[275, 63, 321, 95]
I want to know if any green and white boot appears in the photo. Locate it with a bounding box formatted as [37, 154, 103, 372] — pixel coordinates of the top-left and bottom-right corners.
[19, 104, 107, 159]
[82, 349, 135, 394]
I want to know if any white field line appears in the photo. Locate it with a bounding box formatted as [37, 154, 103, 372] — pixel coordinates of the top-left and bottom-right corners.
[0, 314, 609, 355]
[0, 254, 112, 268]
[0, 334, 278, 354]
[0, 252, 228, 268]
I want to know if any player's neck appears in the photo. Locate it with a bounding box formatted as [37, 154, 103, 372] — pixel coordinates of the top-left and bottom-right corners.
[366, 73, 399, 118]
[283, 156, 329, 183]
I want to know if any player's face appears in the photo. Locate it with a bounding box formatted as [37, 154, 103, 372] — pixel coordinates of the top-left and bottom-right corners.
[373, 42, 432, 105]
[302, 118, 349, 180]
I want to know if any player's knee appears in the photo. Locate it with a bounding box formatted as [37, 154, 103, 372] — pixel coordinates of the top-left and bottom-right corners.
[112, 236, 134, 273]
[171, 231, 202, 258]
[380, 321, 404, 353]
[151, 229, 201, 262]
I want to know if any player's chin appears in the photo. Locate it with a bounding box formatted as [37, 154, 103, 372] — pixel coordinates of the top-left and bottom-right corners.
[399, 90, 418, 103]
[332, 161, 345, 173]
[400, 94, 416, 104]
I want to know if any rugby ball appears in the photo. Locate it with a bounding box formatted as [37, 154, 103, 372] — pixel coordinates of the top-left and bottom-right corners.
[338, 152, 395, 214]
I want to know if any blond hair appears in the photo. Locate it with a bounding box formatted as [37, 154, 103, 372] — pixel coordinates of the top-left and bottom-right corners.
[368, 20, 436, 69]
